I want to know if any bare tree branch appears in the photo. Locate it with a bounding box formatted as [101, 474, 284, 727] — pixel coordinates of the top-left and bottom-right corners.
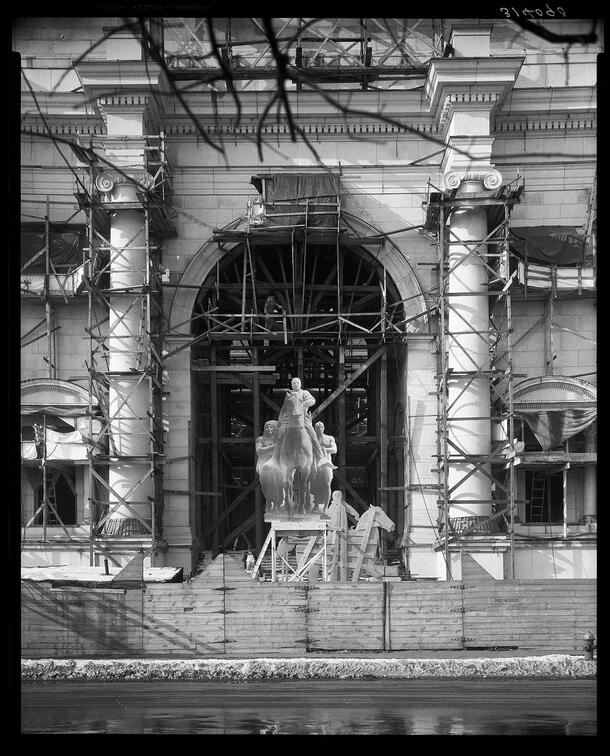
[134, 17, 226, 157]
[22, 17, 600, 176]
[260, 17, 298, 143]
[205, 17, 242, 127]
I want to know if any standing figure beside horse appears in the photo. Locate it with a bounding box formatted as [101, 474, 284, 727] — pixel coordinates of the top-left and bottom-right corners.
[310, 422, 338, 513]
[255, 420, 284, 512]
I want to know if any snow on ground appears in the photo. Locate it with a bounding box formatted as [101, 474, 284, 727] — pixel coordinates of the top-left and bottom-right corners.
[21, 655, 596, 681]
[21, 566, 181, 583]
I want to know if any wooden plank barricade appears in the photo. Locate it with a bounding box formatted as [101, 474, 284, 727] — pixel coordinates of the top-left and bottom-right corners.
[21, 569, 597, 658]
[224, 584, 308, 655]
[386, 581, 464, 651]
[306, 583, 384, 651]
[21, 582, 144, 658]
[460, 580, 597, 653]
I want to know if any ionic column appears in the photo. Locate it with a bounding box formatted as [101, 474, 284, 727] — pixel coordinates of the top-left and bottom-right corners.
[73, 59, 166, 545]
[96, 98, 155, 537]
[104, 183, 153, 536]
[444, 173, 501, 533]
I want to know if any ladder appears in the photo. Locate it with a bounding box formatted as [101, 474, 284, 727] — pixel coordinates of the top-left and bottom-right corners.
[529, 473, 546, 522]
[44, 470, 59, 526]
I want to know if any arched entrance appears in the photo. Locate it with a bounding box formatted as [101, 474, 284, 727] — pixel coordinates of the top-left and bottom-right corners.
[168, 210, 428, 559]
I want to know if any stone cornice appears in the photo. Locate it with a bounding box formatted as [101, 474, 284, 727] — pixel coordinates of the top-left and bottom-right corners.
[74, 60, 164, 91]
[74, 60, 166, 125]
[499, 86, 596, 114]
[22, 82, 595, 118]
[494, 114, 596, 133]
[172, 86, 432, 119]
[20, 114, 596, 140]
[21, 109, 597, 142]
[425, 56, 525, 117]
[164, 118, 441, 137]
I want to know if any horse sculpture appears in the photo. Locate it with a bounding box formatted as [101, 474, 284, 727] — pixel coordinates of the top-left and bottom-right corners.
[341, 504, 395, 581]
[275, 390, 314, 512]
[261, 378, 325, 515]
[354, 504, 395, 537]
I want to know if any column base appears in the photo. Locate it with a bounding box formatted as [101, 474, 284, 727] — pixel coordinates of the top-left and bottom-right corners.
[103, 518, 152, 536]
[448, 516, 502, 535]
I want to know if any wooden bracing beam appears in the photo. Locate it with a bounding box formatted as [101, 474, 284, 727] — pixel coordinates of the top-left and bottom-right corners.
[312, 345, 386, 419]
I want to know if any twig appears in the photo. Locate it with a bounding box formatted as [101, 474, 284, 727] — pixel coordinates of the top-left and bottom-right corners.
[206, 17, 242, 127]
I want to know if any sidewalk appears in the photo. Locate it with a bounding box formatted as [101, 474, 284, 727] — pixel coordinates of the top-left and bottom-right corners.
[21, 653, 597, 681]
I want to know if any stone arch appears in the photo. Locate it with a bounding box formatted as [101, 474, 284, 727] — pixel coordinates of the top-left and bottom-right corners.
[20, 378, 97, 411]
[166, 212, 427, 554]
[168, 212, 429, 334]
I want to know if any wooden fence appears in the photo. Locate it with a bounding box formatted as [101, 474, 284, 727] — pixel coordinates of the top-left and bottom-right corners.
[21, 555, 597, 658]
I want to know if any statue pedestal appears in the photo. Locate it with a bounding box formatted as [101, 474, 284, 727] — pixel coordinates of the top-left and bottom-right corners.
[252, 518, 331, 582]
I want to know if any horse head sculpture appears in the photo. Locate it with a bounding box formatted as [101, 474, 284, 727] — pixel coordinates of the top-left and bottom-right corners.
[355, 505, 396, 534]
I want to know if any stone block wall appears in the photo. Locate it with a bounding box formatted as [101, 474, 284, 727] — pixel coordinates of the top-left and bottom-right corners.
[16, 16, 597, 578]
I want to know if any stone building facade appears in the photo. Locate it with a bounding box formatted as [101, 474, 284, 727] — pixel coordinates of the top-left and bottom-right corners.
[16, 17, 598, 580]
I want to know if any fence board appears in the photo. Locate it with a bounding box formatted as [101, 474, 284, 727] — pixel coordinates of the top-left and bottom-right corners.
[387, 582, 463, 651]
[462, 581, 597, 651]
[21, 578, 597, 658]
[142, 582, 225, 654]
[224, 584, 307, 653]
[306, 584, 384, 650]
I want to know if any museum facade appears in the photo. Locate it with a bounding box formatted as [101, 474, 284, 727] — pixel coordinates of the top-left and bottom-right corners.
[17, 17, 598, 581]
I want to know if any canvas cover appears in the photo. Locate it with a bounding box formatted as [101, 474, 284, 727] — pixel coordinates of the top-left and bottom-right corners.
[251, 173, 339, 228]
[515, 407, 597, 451]
[509, 226, 586, 266]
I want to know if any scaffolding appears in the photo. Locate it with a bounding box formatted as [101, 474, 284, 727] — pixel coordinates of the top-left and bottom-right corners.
[162, 18, 447, 90]
[179, 175, 414, 558]
[20, 199, 90, 375]
[20, 198, 92, 547]
[72, 132, 175, 565]
[424, 179, 524, 577]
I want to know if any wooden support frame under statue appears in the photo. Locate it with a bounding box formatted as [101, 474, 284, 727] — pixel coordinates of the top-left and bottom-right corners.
[251, 519, 330, 582]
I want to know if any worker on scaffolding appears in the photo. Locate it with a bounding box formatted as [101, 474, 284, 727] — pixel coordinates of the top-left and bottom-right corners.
[263, 295, 283, 332]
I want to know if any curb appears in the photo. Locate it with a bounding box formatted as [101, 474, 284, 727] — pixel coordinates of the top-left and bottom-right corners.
[21, 655, 596, 681]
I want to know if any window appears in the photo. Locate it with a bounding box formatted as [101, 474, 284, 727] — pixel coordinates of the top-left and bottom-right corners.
[525, 470, 563, 523]
[33, 470, 77, 527]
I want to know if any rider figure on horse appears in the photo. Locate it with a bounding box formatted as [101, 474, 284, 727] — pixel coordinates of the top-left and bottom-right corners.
[268, 377, 325, 471]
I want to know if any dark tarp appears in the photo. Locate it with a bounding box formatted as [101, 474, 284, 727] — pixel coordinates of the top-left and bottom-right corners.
[265, 174, 339, 201]
[21, 223, 87, 273]
[509, 226, 586, 266]
[250, 173, 339, 228]
[515, 407, 597, 451]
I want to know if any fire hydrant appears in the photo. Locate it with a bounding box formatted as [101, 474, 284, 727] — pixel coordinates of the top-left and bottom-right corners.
[583, 631, 596, 660]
